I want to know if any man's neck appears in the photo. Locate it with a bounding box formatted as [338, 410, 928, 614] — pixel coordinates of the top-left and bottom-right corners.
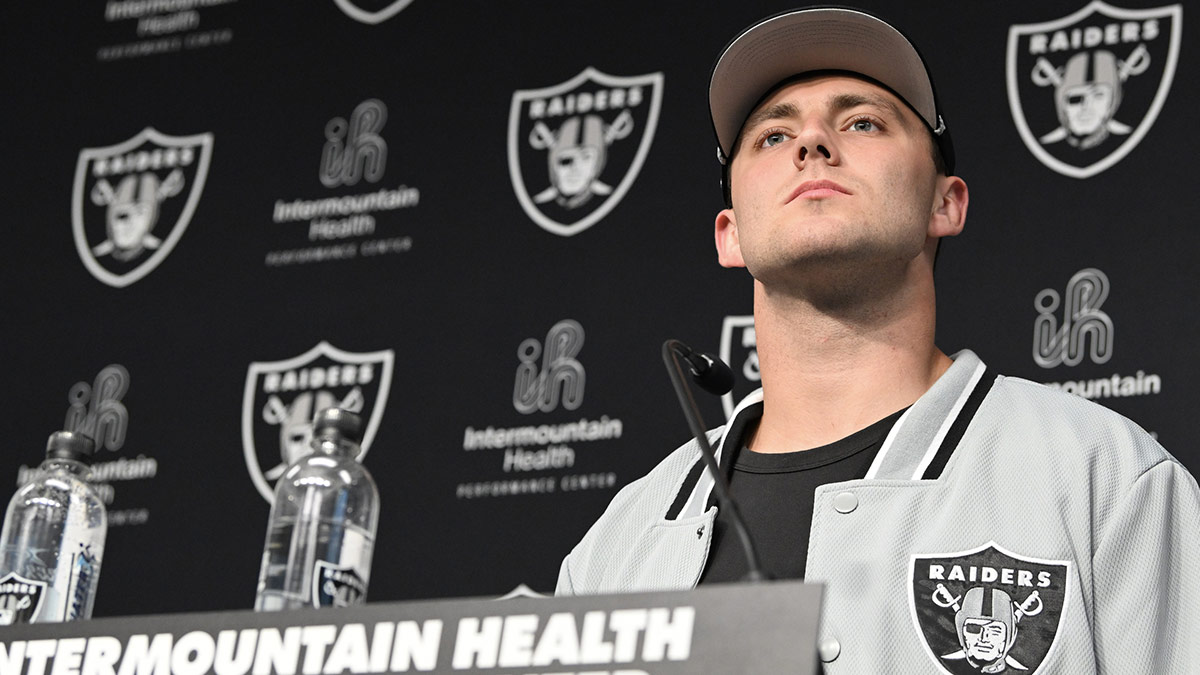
[747, 270, 951, 453]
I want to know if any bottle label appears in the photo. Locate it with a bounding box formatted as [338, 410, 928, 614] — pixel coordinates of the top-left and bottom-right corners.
[0, 572, 48, 625]
[67, 545, 101, 620]
[311, 560, 366, 608]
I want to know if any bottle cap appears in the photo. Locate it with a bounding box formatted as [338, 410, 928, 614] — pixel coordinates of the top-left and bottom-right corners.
[46, 431, 96, 463]
[312, 408, 364, 445]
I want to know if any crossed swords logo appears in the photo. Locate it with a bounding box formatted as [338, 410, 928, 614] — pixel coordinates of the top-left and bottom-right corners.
[259, 387, 364, 481]
[1031, 43, 1150, 146]
[932, 583, 1044, 671]
[527, 110, 634, 207]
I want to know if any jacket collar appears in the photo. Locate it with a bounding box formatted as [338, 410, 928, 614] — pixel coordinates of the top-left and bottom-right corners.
[671, 350, 993, 520]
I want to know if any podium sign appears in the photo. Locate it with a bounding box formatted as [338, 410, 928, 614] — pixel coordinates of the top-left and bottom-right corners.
[0, 581, 820, 674]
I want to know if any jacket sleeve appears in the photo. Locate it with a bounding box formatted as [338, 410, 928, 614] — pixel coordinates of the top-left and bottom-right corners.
[1092, 458, 1200, 673]
[555, 550, 577, 596]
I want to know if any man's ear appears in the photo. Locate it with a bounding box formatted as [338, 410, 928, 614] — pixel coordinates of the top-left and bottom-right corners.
[929, 175, 968, 239]
[714, 208, 746, 268]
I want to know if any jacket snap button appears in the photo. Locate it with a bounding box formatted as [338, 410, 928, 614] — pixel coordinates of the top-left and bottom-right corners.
[819, 637, 841, 662]
[833, 491, 858, 513]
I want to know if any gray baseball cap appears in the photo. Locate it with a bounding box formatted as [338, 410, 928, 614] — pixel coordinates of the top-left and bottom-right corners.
[709, 6, 954, 173]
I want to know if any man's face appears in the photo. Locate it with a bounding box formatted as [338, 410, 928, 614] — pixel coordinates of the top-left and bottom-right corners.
[962, 618, 1008, 663]
[716, 75, 950, 289]
[109, 202, 154, 250]
[1062, 83, 1114, 135]
[551, 146, 601, 196]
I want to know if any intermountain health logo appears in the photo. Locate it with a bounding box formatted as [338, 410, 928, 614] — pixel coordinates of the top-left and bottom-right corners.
[513, 320, 585, 414]
[911, 543, 1070, 674]
[72, 127, 213, 287]
[267, 99, 418, 267]
[243, 342, 394, 503]
[97, 0, 236, 62]
[1006, 2, 1182, 178]
[332, 0, 414, 24]
[719, 315, 759, 419]
[1032, 267, 1113, 368]
[52, 364, 158, 528]
[1032, 268, 1162, 401]
[508, 68, 663, 236]
[458, 320, 623, 500]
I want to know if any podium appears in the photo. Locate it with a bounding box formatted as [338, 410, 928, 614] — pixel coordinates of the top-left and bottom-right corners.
[0, 581, 821, 674]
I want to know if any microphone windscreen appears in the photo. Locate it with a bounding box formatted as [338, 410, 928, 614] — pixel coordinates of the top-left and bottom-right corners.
[694, 353, 735, 396]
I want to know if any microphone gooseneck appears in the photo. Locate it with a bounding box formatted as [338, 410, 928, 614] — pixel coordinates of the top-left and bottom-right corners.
[662, 339, 766, 583]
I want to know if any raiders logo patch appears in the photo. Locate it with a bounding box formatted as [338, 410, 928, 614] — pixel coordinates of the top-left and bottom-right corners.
[242, 341, 394, 503]
[0, 572, 47, 625]
[910, 543, 1070, 674]
[508, 67, 663, 237]
[313, 560, 367, 608]
[73, 127, 214, 288]
[719, 315, 758, 420]
[1006, 2, 1182, 178]
[331, 0, 414, 25]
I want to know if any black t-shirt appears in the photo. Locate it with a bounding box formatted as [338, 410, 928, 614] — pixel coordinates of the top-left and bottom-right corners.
[700, 408, 906, 584]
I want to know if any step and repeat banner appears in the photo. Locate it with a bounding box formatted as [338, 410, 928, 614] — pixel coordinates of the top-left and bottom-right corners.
[0, 0, 1194, 617]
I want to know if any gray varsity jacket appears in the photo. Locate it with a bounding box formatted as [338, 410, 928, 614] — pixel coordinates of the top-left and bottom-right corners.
[556, 351, 1200, 674]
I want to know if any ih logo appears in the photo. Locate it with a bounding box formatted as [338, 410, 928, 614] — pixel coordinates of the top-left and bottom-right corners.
[0, 572, 47, 625]
[1033, 268, 1113, 369]
[320, 99, 387, 188]
[1006, 2, 1182, 178]
[719, 315, 760, 419]
[332, 0, 414, 24]
[911, 543, 1070, 674]
[72, 127, 213, 287]
[243, 342, 394, 503]
[509, 68, 663, 236]
[513, 320, 585, 414]
[64, 364, 130, 452]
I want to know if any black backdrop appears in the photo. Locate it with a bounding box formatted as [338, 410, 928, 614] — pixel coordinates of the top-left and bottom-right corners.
[1, 0, 1194, 617]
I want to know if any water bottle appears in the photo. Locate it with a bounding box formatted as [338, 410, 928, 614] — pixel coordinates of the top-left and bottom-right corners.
[0, 431, 106, 624]
[255, 408, 379, 611]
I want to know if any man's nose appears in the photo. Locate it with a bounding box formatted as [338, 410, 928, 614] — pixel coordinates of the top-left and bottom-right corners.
[793, 120, 838, 168]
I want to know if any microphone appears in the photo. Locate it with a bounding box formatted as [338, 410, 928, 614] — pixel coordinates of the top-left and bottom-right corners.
[674, 342, 735, 396]
[662, 339, 766, 582]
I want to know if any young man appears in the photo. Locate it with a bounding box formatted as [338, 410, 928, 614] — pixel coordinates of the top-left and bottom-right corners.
[556, 7, 1200, 673]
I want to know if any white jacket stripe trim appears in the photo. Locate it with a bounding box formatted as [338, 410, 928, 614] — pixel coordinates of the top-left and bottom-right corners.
[911, 360, 988, 480]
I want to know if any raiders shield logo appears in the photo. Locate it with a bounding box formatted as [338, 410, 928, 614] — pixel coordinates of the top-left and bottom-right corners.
[719, 315, 760, 419]
[0, 572, 47, 625]
[243, 341, 394, 503]
[331, 0, 414, 24]
[312, 560, 367, 608]
[1006, 2, 1182, 178]
[508, 67, 663, 237]
[72, 127, 213, 287]
[910, 543, 1070, 674]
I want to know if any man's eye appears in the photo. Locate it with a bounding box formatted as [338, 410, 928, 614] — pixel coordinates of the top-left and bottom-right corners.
[761, 131, 788, 147]
[849, 119, 878, 132]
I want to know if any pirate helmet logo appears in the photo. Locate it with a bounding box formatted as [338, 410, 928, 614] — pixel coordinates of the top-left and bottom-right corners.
[243, 342, 394, 503]
[312, 560, 367, 608]
[1006, 1, 1181, 178]
[0, 572, 47, 625]
[911, 543, 1070, 674]
[719, 315, 760, 420]
[331, 0, 414, 25]
[72, 127, 213, 287]
[509, 67, 663, 236]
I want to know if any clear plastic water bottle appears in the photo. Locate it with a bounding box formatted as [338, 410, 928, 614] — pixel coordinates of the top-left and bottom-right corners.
[255, 408, 379, 611]
[0, 431, 106, 624]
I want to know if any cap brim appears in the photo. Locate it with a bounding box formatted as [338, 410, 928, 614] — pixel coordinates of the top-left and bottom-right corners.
[710, 7, 940, 159]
